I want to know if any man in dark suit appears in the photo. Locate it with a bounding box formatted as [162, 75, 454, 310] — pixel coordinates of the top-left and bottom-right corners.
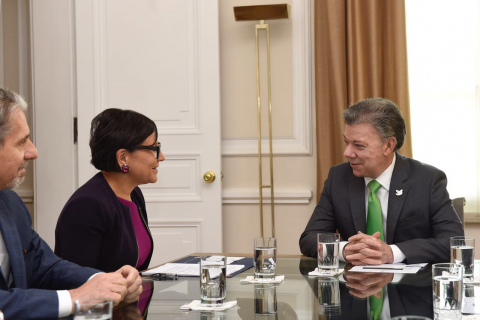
[299, 98, 463, 265]
[0, 88, 142, 319]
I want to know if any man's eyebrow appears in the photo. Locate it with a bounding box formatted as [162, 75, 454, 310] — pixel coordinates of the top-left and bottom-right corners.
[16, 134, 30, 145]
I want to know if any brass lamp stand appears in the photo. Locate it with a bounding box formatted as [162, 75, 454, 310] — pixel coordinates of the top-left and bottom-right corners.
[233, 4, 290, 237]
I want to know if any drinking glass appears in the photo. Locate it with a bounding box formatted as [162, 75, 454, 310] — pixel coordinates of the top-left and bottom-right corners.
[317, 233, 340, 275]
[200, 256, 227, 307]
[254, 284, 277, 319]
[432, 263, 463, 320]
[254, 238, 277, 281]
[450, 236, 475, 280]
[73, 299, 112, 320]
[318, 277, 341, 317]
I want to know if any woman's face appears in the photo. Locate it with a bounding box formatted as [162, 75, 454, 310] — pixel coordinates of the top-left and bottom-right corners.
[128, 132, 165, 185]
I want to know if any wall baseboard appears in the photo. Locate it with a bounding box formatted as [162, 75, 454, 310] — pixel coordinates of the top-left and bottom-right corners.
[222, 189, 312, 204]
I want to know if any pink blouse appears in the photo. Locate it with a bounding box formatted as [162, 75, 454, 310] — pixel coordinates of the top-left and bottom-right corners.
[117, 197, 152, 268]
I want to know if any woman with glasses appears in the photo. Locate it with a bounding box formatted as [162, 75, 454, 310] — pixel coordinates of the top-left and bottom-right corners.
[54, 108, 164, 272]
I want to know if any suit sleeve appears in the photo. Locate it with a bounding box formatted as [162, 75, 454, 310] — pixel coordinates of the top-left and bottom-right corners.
[55, 196, 106, 269]
[299, 168, 338, 258]
[0, 193, 99, 320]
[394, 169, 464, 263]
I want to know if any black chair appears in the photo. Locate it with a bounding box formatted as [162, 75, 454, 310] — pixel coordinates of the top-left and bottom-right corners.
[452, 197, 466, 228]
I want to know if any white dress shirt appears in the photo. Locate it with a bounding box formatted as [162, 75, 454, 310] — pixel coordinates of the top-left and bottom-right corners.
[340, 153, 407, 263]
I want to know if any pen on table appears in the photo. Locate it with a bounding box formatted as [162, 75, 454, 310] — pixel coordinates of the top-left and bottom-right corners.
[141, 273, 178, 280]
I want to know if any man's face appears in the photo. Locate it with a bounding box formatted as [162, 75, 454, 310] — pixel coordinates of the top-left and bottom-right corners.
[0, 110, 38, 189]
[343, 123, 394, 179]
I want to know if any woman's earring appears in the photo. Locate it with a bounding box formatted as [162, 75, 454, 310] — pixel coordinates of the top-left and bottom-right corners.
[121, 164, 130, 173]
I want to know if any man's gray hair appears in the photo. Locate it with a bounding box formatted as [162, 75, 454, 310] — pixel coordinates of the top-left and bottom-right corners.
[0, 88, 27, 147]
[343, 98, 406, 151]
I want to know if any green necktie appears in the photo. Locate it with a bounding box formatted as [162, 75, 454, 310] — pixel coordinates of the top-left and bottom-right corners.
[367, 179, 384, 320]
[366, 180, 384, 242]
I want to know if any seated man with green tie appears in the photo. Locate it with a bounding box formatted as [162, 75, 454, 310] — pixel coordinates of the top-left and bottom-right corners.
[299, 97, 464, 265]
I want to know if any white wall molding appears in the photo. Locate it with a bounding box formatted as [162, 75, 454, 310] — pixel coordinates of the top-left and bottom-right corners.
[222, 188, 312, 204]
[148, 219, 203, 252]
[221, 0, 313, 156]
[14, 189, 33, 203]
[140, 152, 203, 203]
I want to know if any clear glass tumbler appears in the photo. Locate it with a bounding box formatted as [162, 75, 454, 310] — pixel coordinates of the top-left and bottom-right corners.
[317, 233, 340, 275]
[254, 238, 277, 281]
[432, 263, 463, 320]
[200, 256, 227, 306]
[450, 236, 475, 280]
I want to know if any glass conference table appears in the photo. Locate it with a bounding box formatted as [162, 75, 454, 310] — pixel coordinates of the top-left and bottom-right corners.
[108, 255, 480, 320]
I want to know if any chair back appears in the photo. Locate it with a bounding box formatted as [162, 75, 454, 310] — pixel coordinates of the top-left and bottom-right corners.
[452, 197, 466, 229]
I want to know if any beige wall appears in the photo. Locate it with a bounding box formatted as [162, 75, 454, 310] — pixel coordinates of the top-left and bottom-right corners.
[2, 0, 34, 223]
[465, 225, 480, 258]
[220, 0, 317, 255]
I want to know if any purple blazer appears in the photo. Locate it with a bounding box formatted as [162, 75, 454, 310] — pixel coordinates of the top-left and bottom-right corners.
[54, 172, 154, 272]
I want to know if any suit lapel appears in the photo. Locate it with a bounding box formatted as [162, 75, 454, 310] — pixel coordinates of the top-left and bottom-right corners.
[349, 176, 367, 234]
[386, 153, 409, 245]
[0, 200, 27, 289]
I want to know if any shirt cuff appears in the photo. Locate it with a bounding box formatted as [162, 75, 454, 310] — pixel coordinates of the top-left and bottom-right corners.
[57, 273, 102, 317]
[339, 241, 349, 262]
[390, 244, 406, 263]
[57, 290, 73, 317]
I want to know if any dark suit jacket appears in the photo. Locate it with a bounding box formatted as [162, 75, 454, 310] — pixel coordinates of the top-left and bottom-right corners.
[55, 172, 153, 272]
[299, 153, 464, 263]
[0, 189, 98, 319]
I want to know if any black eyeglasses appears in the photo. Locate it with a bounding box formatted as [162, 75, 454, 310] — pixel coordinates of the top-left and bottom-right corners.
[130, 142, 161, 159]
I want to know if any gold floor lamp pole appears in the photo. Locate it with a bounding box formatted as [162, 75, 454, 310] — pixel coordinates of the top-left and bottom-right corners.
[234, 4, 290, 238]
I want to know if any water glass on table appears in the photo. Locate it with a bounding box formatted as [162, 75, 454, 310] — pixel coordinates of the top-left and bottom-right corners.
[432, 263, 463, 320]
[317, 233, 340, 275]
[450, 236, 475, 280]
[200, 256, 227, 307]
[73, 299, 112, 320]
[254, 237, 277, 281]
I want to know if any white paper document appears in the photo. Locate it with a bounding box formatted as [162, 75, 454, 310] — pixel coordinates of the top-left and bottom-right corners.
[206, 256, 244, 264]
[349, 263, 427, 274]
[142, 263, 245, 276]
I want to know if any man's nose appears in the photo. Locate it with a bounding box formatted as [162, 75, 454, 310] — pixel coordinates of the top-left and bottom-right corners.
[25, 140, 38, 160]
[343, 144, 355, 158]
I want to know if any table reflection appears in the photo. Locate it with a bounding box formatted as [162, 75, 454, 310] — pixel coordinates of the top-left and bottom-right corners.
[109, 257, 440, 319]
[236, 284, 298, 320]
[299, 258, 433, 320]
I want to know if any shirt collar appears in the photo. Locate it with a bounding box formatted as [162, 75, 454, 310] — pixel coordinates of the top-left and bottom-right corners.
[364, 153, 396, 191]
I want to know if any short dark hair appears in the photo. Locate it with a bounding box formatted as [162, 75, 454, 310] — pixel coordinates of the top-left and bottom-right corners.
[90, 108, 158, 172]
[343, 98, 406, 151]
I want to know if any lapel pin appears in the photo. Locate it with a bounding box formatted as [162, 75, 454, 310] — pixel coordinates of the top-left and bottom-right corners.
[22, 249, 27, 255]
[396, 189, 403, 196]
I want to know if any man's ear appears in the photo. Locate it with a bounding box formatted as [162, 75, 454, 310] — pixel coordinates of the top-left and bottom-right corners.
[116, 149, 129, 168]
[383, 137, 397, 156]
